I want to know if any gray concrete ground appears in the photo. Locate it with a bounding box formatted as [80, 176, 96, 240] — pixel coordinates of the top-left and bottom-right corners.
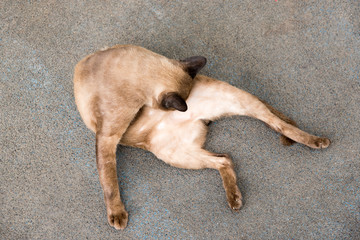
[1, 1, 359, 239]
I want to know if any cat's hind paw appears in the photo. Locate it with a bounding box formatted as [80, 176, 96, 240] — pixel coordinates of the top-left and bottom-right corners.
[227, 187, 243, 211]
[310, 137, 331, 149]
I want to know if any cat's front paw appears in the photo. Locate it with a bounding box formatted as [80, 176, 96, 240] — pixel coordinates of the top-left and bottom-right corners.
[227, 186, 243, 211]
[107, 206, 128, 230]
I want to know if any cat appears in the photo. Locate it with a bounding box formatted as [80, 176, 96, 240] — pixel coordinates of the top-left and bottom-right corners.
[74, 45, 206, 230]
[74, 46, 331, 230]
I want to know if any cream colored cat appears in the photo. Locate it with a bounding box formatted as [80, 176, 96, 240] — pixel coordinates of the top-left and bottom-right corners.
[74, 45, 330, 230]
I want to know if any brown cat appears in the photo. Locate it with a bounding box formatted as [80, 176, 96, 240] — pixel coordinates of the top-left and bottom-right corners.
[74, 45, 206, 230]
[74, 45, 331, 230]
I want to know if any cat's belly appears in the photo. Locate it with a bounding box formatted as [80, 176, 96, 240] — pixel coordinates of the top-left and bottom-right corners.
[148, 118, 207, 160]
[121, 105, 206, 154]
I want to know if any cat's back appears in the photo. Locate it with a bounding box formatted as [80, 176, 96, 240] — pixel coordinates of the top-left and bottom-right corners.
[74, 44, 183, 88]
[74, 45, 141, 81]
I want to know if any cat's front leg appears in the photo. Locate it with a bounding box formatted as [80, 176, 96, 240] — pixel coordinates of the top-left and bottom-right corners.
[96, 134, 128, 230]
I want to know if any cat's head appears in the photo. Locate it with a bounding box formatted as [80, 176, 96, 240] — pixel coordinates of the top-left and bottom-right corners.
[160, 56, 207, 112]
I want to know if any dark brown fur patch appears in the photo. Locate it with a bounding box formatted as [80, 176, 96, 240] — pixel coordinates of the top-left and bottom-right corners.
[161, 92, 188, 112]
[219, 166, 242, 210]
[105, 189, 116, 201]
[213, 153, 230, 159]
[203, 120, 212, 126]
[260, 100, 297, 146]
[180, 56, 207, 78]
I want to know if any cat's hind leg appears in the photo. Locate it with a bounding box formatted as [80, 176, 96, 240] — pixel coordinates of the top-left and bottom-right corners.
[154, 145, 243, 210]
[260, 100, 297, 146]
[188, 75, 330, 149]
[250, 102, 331, 149]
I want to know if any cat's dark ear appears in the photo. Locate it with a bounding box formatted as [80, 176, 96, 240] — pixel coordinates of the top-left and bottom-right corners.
[180, 56, 207, 78]
[161, 92, 188, 112]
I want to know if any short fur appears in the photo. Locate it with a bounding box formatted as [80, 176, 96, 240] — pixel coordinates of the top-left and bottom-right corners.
[74, 46, 330, 230]
[74, 45, 206, 230]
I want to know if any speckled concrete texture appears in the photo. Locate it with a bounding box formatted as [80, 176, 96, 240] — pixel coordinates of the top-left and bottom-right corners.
[1, 0, 359, 239]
